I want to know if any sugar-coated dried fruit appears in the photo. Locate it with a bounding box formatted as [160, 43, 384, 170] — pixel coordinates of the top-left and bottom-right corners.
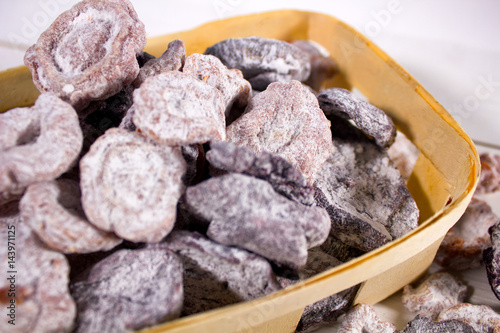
[185, 173, 330, 270]
[20, 179, 122, 253]
[70, 247, 183, 333]
[118, 105, 136, 131]
[80, 128, 186, 243]
[24, 0, 146, 111]
[476, 153, 500, 194]
[163, 230, 281, 316]
[437, 303, 500, 333]
[320, 233, 366, 263]
[205, 36, 311, 91]
[136, 50, 156, 67]
[291, 40, 338, 91]
[484, 221, 500, 300]
[318, 88, 397, 148]
[401, 272, 468, 320]
[226, 80, 333, 184]
[133, 71, 226, 145]
[183, 53, 252, 118]
[0, 202, 76, 333]
[133, 39, 186, 87]
[387, 131, 420, 181]
[0, 94, 82, 204]
[402, 315, 478, 333]
[206, 141, 315, 205]
[436, 198, 499, 270]
[336, 303, 398, 333]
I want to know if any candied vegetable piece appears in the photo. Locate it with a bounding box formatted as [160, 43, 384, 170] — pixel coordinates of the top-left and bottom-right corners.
[336, 303, 398, 333]
[205, 36, 311, 91]
[24, 0, 146, 111]
[71, 247, 183, 333]
[402, 315, 477, 333]
[80, 128, 186, 243]
[226, 80, 333, 184]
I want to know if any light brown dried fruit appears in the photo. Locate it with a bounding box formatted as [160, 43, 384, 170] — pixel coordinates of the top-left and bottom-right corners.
[387, 131, 420, 181]
[476, 153, 500, 194]
[20, 179, 122, 253]
[0, 94, 82, 204]
[80, 128, 186, 243]
[336, 303, 398, 333]
[24, 0, 146, 111]
[133, 71, 226, 145]
[133, 39, 186, 87]
[226, 80, 333, 184]
[437, 303, 500, 333]
[435, 197, 499, 270]
[401, 272, 468, 320]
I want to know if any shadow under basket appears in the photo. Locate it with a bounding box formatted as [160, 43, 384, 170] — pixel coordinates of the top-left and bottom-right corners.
[0, 10, 480, 333]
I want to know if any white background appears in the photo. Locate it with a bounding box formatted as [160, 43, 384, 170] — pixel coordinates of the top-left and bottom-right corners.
[1, 0, 500, 330]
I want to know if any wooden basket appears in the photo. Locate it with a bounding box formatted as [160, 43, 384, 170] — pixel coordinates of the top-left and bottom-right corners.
[0, 10, 480, 333]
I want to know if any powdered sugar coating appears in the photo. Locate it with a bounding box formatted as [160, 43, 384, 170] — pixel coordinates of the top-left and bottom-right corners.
[71, 247, 183, 332]
[402, 315, 477, 333]
[133, 71, 226, 145]
[80, 128, 186, 243]
[336, 304, 398, 333]
[0, 94, 82, 204]
[387, 131, 420, 181]
[484, 221, 500, 300]
[436, 198, 499, 270]
[226, 80, 333, 185]
[24, 0, 146, 111]
[477, 153, 500, 194]
[20, 179, 121, 253]
[437, 303, 500, 333]
[185, 173, 330, 270]
[205, 37, 311, 91]
[401, 272, 468, 320]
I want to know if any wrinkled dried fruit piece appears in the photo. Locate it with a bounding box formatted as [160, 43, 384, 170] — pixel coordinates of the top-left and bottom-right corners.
[436, 198, 499, 270]
[205, 36, 311, 91]
[336, 304, 398, 333]
[402, 315, 478, 333]
[20, 179, 122, 253]
[290, 40, 338, 91]
[318, 88, 397, 148]
[437, 303, 500, 333]
[71, 247, 183, 333]
[0, 94, 82, 204]
[320, 233, 365, 263]
[0, 202, 76, 333]
[387, 131, 419, 181]
[136, 50, 156, 67]
[226, 80, 333, 184]
[401, 272, 468, 320]
[183, 53, 252, 118]
[163, 230, 281, 316]
[24, 0, 146, 111]
[80, 128, 186, 243]
[484, 221, 500, 300]
[133, 39, 186, 87]
[133, 71, 226, 145]
[206, 141, 315, 205]
[185, 173, 330, 270]
[476, 153, 500, 194]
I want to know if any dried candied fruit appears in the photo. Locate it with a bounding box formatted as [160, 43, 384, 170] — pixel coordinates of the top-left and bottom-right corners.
[163, 230, 281, 316]
[437, 303, 500, 333]
[185, 173, 330, 270]
[0, 202, 76, 333]
[387, 131, 419, 181]
[24, 0, 146, 111]
[401, 272, 468, 320]
[336, 303, 398, 333]
[133, 39, 186, 87]
[0, 94, 82, 204]
[318, 88, 397, 148]
[484, 221, 500, 300]
[70, 247, 183, 332]
[205, 36, 311, 91]
[402, 315, 478, 333]
[133, 71, 226, 145]
[436, 197, 499, 270]
[80, 128, 186, 243]
[226, 80, 333, 184]
[20, 179, 122, 253]
[476, 153, 500, 194]
[206, 141, 315, 205]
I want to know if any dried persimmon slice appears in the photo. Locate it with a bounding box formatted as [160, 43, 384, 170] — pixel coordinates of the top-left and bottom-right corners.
[80, 128, 186, 243]
[24, 0, 146, 111]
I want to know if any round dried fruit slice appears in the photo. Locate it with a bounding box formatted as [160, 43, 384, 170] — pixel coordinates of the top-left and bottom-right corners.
[20, 179, 122, 253]
[133, 71, 226, 145]
[80, 128, 186, 243]
[0, 94, 82, 204]
[24, 0, 146, 111]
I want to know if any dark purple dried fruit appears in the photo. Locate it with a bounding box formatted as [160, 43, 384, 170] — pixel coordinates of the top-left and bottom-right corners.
[402, 315, 477, 333]
[336, 303, 398, 333]
[437, 303, 500, 332]
[484, 221, 500, 300]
